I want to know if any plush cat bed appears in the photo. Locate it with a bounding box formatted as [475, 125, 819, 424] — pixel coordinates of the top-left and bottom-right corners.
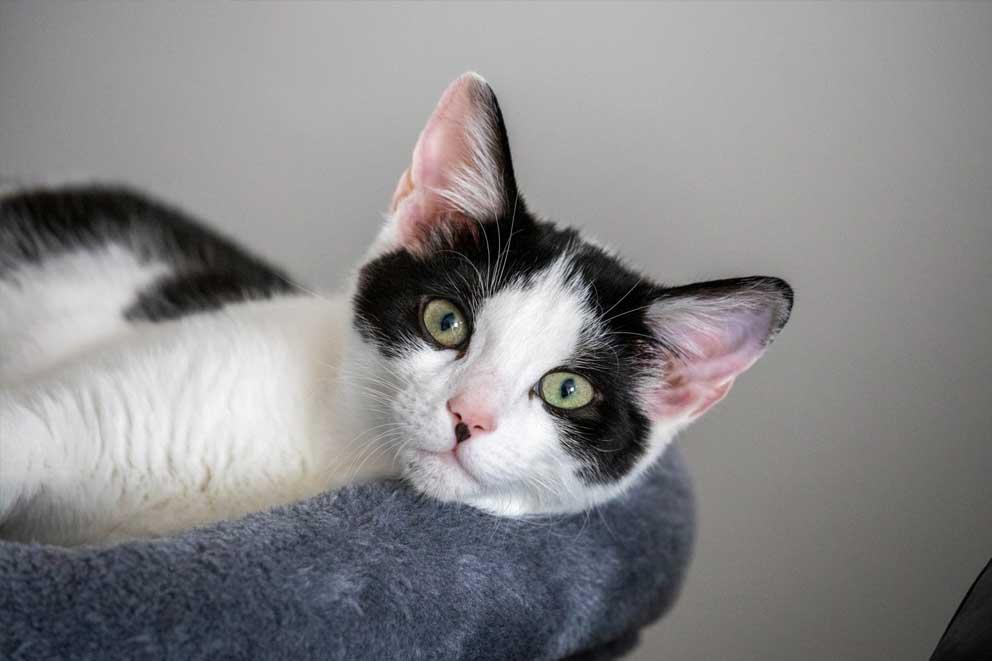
[0, 445, 694, 661]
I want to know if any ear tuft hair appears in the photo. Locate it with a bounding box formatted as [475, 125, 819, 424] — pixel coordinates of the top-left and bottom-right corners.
[380, 73, 518, 256]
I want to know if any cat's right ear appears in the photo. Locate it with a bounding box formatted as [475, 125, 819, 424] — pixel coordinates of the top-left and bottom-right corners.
[373, 72, 518, 257]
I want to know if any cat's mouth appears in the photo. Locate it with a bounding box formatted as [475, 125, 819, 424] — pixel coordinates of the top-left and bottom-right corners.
[414, 448, 482, 484]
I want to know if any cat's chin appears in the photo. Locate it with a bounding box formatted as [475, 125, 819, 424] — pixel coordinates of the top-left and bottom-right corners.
[402, 448, 485, 502]
[414, 448, 483, 485]
[402, 448, 533, 515]
[401, 448, 578, 517]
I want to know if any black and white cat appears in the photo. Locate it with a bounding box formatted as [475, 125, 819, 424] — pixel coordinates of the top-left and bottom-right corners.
[0, 73, 792, 545]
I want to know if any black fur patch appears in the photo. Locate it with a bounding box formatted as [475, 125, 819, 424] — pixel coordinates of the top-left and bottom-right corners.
[0, 186, 298, 320]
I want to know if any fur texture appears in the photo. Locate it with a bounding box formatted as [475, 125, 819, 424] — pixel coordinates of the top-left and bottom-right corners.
[0, 73, 791, 545]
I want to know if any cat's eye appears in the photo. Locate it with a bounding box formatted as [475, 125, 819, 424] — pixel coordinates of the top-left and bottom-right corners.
[421, 298, 470, 349]
[538, 371, 595, 410]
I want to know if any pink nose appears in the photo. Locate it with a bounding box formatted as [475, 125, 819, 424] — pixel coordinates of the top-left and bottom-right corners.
[446, 394, 496, 444]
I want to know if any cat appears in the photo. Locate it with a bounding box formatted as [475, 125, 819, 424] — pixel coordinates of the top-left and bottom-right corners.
[0, 73, 792, 546]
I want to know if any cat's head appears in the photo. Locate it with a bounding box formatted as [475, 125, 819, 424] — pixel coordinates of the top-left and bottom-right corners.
[347, 73, 792, 514]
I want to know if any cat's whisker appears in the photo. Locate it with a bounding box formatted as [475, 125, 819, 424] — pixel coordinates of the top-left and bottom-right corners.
[569, 507, 593, 544]
[438, 248, 488, 296]
[610, 331, 660, 343]
[343, 430, 408, 482]
[491, 191, 519, 292]
[599, 302, 658, 325]
[467, 218, 494, 298]
[597, 278, 642, 321]
[269, 271, 331, 303]
[592, 503, 621, 545]
[335, 365, 409, 388]
[338, 421, 408, 453]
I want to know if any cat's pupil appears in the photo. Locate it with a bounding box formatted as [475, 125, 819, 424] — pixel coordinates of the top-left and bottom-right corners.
[440, 312, 456, 332]
[560, 378, 576, 399]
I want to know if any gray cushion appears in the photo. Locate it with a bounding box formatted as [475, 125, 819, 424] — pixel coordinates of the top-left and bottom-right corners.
[0, 445, 694, 661]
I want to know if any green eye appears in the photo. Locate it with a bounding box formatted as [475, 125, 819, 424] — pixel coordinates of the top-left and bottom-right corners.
[539, 371, 595, 410]
[422, 299, 470, 349]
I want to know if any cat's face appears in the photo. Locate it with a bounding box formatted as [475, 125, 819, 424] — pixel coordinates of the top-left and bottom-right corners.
[347, 73, 792, 514]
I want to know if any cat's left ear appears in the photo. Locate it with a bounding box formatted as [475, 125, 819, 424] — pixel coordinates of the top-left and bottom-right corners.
[379, 72, 518, 255]
[643, 276, 793, 423]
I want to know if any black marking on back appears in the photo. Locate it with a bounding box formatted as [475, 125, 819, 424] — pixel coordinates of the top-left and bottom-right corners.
[0, 185, 299, 321]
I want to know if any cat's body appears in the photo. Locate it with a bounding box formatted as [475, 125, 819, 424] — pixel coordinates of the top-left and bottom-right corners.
[0, 189, 373, 544]
[0, 74, 793, 546]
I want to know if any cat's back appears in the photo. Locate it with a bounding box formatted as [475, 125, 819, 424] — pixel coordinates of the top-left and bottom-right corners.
[0, 185, 355, 544]
[0, 185, 300, 383]
[0, 294, 350, 544]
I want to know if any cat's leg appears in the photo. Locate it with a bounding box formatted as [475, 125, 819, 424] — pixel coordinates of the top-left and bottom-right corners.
[0, 385, 121, 546]
[0, 300, 347, 546]
[0, 393, 37, 531]
[0, 390, 61, 542]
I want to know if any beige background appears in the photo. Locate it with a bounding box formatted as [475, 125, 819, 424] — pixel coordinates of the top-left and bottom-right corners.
[2, 3, 991, 659]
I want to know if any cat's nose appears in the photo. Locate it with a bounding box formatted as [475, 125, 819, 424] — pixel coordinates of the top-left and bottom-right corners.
[446, 394, 496, 444]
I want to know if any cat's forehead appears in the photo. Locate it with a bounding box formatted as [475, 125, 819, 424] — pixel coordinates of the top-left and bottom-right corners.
[468, 256, 595, 382]
[353, 215, 658, 368]
[468, 219, 648, 308]
[453, 220, 658, 377]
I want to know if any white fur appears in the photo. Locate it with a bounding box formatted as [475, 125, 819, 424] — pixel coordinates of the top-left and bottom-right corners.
[0, 291, 397, 545]
[0, 246, 168, 384]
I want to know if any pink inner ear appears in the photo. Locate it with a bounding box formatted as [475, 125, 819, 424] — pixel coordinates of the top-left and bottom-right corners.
[388, 73, 500, 253]
[388, 166, 438, 251]
[410, 76, 475, 200]
[648, 305, 774, 421]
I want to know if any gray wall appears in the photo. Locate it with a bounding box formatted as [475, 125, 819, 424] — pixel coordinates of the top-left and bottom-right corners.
[2, 3, 990, 659]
